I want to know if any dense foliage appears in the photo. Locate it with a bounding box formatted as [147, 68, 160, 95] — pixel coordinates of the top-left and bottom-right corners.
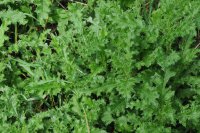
[0, 0, 200, 132]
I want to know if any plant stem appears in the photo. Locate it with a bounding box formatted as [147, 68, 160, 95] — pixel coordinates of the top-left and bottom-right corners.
[15, 23, 18, 43]
[82, 105, 90, 133]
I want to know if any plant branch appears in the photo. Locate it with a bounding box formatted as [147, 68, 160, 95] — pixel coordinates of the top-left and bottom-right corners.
[195, 43, 200, 49]
[82, 105, 90, 133]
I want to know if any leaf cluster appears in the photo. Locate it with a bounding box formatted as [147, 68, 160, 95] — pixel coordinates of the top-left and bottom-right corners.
[0, 0, 200, 132]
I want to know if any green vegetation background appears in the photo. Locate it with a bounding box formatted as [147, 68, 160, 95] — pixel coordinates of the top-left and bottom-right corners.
[0, 0, 200, 132]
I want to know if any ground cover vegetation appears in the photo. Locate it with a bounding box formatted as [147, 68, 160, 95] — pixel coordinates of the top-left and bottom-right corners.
[0, 0, 200, 132]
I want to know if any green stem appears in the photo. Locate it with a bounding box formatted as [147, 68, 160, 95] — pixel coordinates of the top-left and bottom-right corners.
[15, 23, 18, 43]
